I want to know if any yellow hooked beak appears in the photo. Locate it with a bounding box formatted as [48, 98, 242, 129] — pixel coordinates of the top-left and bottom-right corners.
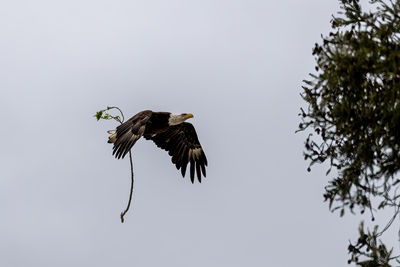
[184, 113, 194, 119]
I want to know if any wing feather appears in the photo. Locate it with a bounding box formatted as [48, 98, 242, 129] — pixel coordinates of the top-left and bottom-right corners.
[181, 160, 188, 177]
[149, 122, 207, 183]
[190, 159, 195, 183]
[111, 110, 152, 159]
[195, 161, 201, 182]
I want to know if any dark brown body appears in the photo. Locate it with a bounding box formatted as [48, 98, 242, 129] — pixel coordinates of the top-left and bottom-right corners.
[142, 112, 171, 138]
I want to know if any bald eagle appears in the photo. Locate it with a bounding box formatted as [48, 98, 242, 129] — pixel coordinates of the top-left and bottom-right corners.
[107, 110, 207, 183]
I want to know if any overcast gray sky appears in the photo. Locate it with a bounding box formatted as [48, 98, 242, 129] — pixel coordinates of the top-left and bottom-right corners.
[1, 0, 390, 266]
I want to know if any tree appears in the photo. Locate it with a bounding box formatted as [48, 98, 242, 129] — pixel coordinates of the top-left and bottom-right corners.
[298, 0, 400, 265]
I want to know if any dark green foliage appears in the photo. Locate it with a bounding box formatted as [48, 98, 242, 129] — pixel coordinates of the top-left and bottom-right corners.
[94, 106, 123, 123]
[298, 0, 400, 265]
[347, 221, 396, 266]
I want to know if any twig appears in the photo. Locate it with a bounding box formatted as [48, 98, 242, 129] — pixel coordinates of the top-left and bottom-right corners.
[120, 150, 134, 223]
[108, 106, 134, 223]
[107, 106, 125, 123]
[95, 106, 135, 223]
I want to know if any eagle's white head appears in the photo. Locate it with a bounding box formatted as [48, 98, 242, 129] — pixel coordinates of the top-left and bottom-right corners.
[168, 113, 194, 126]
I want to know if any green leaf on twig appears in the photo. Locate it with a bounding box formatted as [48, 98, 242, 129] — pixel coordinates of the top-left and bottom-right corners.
[94, 111, 104, 121]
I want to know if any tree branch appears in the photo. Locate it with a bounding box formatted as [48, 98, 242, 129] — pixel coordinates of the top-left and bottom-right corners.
[94, 106, 135, 223]
[107, 106, 125, 123]
[120, 150, 134, 223]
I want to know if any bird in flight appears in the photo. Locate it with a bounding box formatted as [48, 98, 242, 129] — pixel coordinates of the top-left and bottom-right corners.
[107, 110, 207, 183]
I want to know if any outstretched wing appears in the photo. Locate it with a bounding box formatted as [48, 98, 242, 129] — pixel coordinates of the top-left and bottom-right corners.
[147, 122, 207, 183]
[111, 110, 152, 159]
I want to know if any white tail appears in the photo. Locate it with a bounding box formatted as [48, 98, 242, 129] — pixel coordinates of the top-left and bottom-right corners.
[107, 130, 117, 143]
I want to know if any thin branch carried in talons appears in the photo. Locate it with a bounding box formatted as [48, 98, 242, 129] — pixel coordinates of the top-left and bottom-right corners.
[120, 150, 134, 223]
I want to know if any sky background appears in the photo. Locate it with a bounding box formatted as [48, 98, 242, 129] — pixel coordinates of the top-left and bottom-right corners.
[1, 0, 397, 266]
